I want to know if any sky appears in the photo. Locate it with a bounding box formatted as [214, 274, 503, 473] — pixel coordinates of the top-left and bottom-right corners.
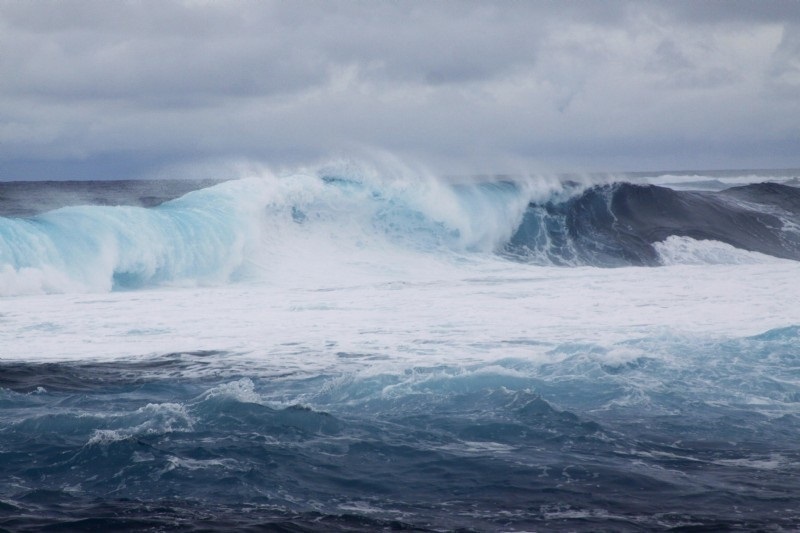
[1, 0, 799, 181]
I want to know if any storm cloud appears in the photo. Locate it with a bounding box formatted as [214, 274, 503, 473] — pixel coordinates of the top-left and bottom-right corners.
[1, 0, 798, 180]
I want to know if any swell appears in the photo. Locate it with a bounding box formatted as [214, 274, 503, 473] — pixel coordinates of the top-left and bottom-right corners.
[507, 181, 800, 266]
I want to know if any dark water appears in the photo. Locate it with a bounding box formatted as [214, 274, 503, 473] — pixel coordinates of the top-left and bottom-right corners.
[2, 328, 800, 532]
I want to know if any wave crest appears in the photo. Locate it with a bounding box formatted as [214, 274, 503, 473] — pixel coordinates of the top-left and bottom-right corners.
[1, 164, 799, 295]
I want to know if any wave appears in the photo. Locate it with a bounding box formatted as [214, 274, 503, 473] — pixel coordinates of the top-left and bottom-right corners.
[1, 165, 799, 294]
[0, 178, 266, 294]
[507, 181, 800, 266]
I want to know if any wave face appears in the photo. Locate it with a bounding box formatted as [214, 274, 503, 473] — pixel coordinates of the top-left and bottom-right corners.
[0, 179, 266, 294]
[1, 168, 799, 294]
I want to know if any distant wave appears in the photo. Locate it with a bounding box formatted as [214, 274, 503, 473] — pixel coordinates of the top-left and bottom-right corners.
[506, 181, 800, 266]
[1, 167, 799, 295]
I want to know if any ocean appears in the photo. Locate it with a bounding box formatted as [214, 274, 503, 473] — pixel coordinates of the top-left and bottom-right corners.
[1, 165, 799, 531]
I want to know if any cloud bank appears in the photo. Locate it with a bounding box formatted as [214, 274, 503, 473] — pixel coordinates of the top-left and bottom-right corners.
[1, 0, 799, 180]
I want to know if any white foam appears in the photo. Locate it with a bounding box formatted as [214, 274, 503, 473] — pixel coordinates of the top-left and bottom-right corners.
[198, 378, 263, 404]
[86, 402, 194, 445]
[2, 165, 798, 374]
[0, 264, 86, 296]
[3, 255, 799, 382]
[87, 429, 130, 446]
[654, 236, 787, 265]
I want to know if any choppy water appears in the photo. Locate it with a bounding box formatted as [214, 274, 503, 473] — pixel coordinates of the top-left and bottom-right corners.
[1, 164, 799, 531]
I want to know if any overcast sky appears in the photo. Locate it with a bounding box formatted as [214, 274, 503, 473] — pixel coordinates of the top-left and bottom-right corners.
[1, 0, 799, 180]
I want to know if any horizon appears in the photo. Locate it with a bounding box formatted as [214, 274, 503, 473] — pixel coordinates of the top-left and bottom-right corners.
[0, 166, 798, 184]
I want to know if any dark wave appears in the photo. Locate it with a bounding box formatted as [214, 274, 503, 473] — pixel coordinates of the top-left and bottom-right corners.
[507, 182, 800, 266]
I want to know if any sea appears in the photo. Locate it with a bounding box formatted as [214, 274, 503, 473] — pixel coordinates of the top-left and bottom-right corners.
[1, 163, 799, 531]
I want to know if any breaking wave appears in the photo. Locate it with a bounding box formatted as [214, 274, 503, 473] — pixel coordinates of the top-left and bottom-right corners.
[507, 181, 800, 266]
[1, 164, 799, 295]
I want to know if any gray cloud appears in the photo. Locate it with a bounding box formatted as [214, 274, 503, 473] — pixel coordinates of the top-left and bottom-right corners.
[0, 0, 798, 180]
[663, 0, 800, 25]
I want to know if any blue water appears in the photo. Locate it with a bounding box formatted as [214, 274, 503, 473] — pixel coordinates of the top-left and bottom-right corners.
[1, 169, 800, 531]
[3, 329, 800, 531]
